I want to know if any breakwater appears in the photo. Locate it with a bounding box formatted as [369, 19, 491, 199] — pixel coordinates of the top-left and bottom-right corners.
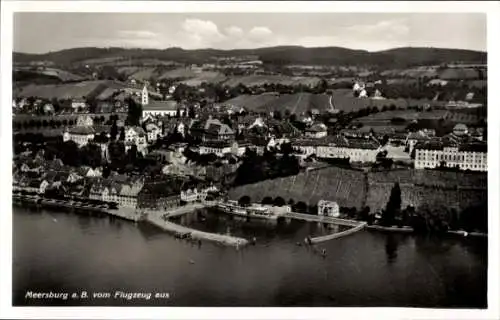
[310, 222, 367, 243]
[145, 210, 249, 247]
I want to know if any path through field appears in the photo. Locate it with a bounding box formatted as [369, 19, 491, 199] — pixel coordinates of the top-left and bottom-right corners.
[291, 93, 304, 114]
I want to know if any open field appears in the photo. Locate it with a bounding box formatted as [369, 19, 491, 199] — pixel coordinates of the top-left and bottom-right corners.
[179, 72, 227, 86]
[260, 93, 332, 114]
[221, 75, 321, 88]
[222, 94, 280, 110]
[15, 80, 127, 100]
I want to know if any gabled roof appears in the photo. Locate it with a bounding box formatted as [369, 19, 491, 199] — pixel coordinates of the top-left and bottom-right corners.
[68, 126, 95, 135]
[144, 100, 178, 111]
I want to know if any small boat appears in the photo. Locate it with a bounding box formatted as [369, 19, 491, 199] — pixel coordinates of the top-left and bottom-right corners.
[189, 259, 195, 264]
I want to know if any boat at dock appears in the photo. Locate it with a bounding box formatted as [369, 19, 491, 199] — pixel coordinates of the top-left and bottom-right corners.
[216, 201, 278, 221]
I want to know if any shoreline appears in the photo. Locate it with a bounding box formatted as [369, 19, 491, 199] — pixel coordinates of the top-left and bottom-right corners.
[365, 224, 487, 238]
[12, 195, 248, 247]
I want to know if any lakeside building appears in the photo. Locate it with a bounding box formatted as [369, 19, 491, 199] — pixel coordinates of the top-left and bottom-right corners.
[137, 177, 185, 210]
[89, 177, 144, 208]
[414, 142, 487, 172]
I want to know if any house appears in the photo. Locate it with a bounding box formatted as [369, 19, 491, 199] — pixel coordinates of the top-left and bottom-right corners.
[76, 115, 94, 127]
[89, 177, 143, 208]
[63, 126, 95, 147]
[71, 98, 87, 112]
[180, 179, 218, 203]
[190, 118, 235, 142]
[125, 126, 148, 153]
[318, 200, 340, 217]
[453, 123, 469, 136]
[405, 131, 432, 154]
[199, 141, 234, 157]
[427, 79, 448, 87]
[305, 123, 328, 139]
[43, 103, 55, 114]
[145, 123, 162, 143]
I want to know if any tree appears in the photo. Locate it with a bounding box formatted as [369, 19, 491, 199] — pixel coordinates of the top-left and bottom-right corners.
[238, 195, 251, 207]
[261, 196, 274, 205]
[119, 127, 125, 141]
[126, 144, 138, 165]
[80, 143, 102, 168]
[110, 120, 118, 141]
[381, 182, 401, 226]
[126, 97, 142, 126]
[293, 201, 308, 213]
[288, 199, 295, 206]
[273, 196, 286, 207]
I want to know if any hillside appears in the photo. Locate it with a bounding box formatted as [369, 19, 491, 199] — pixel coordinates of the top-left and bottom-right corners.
[228, 166, 367, 209]
[13, 46, 487, 68]
[228, 166, 487, 213]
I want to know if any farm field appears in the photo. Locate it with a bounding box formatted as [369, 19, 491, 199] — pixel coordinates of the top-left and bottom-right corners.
[222, 94, 280, 111]
[260, 93, 333, 114]
[221, 75, 322, 88]
[179, 72, 227, 86]
[15, 80, 127, 100]
[14, 67, 86, 82]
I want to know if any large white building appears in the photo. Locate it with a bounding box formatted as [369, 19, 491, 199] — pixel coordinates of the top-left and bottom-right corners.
[141, 85, 183, 118]
[293, 136, 381, 163]
[414, 143, 487, 172]
[63, 126, 95, 147]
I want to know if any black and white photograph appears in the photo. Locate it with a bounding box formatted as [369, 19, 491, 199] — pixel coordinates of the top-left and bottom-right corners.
[1, 1, 499, 319]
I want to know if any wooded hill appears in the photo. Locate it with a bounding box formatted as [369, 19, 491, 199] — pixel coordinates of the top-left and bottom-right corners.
[14, 46, 487, 68]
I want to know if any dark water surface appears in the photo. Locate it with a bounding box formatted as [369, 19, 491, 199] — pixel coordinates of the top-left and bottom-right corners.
[13, 206, 487, 307]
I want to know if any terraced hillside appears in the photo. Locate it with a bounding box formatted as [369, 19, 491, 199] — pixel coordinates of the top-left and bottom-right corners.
[366, 169, 487, 212]
[228, 166, 367, 209]
[228, 167, 487, 214]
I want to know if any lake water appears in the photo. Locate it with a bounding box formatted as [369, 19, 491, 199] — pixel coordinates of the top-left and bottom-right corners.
[12, 206, 487, 307]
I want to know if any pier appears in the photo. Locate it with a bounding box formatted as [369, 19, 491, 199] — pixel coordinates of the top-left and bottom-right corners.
[145, 210, 248, 247]
[281, 212, 363, 227]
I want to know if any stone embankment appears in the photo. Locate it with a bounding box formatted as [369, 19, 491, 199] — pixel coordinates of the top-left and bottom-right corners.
[145, 210, 248, 247]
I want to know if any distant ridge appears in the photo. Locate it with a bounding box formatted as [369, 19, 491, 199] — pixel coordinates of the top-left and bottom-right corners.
[13, 46, 487, 68]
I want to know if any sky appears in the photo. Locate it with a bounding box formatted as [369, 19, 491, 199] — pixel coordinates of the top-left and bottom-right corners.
[13, 12, 487, 53]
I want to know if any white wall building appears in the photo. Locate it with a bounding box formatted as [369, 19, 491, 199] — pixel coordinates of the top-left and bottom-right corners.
[63, 127, 95, 147]
[415, 144, 487, 172]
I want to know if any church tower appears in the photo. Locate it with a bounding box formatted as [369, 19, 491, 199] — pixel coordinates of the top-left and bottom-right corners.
[141, 84, 149, 106]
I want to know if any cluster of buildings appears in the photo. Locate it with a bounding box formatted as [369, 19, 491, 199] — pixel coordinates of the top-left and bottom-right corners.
[13, 152, 219, 211]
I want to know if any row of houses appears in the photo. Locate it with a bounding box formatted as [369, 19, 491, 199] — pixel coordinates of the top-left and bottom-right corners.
[15, 166, 219, 211]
